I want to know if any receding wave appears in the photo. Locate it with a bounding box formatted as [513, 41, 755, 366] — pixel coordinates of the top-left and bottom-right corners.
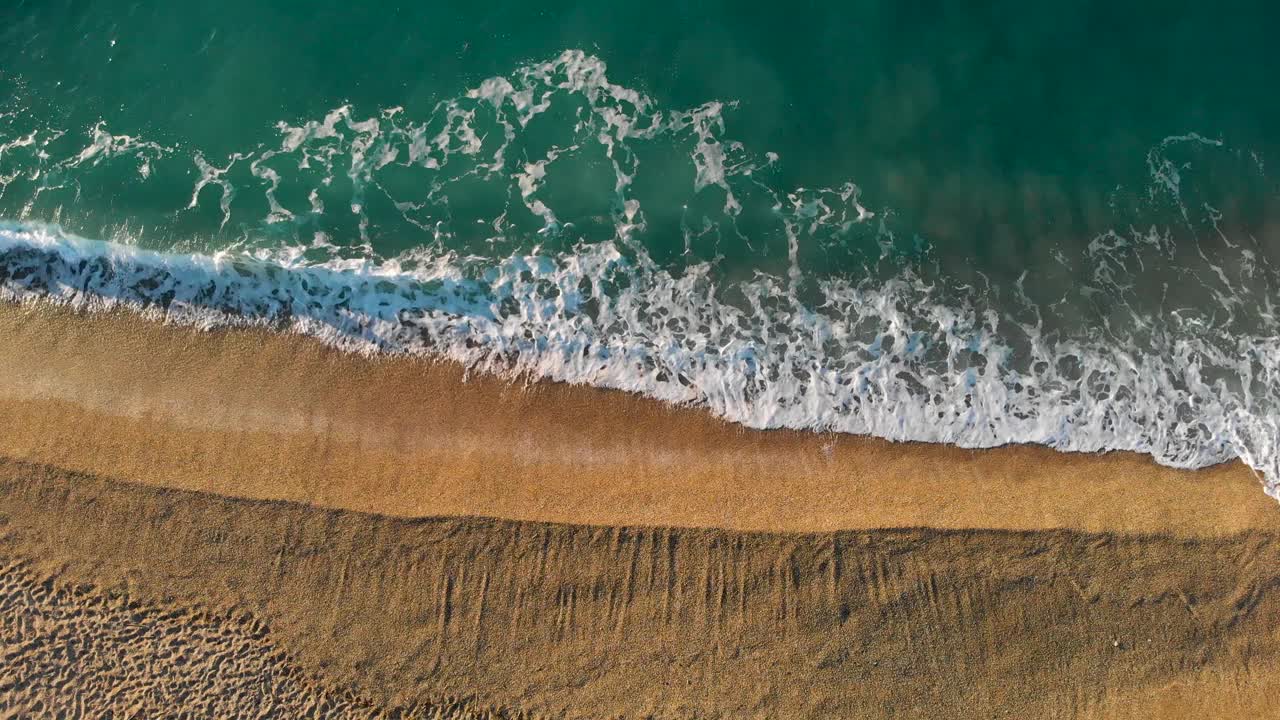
[1, 51, 1278, 498]
[3, 217, 1278, 499]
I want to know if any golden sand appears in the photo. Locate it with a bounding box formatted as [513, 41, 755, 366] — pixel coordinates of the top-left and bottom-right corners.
[0, 301, 1275, 536]
[3, 301, 1280, 718]
[2, 459, 1279, 719]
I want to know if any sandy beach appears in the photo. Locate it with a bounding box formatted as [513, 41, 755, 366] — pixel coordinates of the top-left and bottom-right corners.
[5, 1, 1280, 714]
[2, 301, 1280, 718]
[0, 302, 1276, 536]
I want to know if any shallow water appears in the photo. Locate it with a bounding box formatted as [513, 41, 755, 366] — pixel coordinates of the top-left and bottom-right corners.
[2, 1, 1279, 495]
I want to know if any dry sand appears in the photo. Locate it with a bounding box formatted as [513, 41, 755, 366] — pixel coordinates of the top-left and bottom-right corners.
[0, 559, 505, 719]
[1, 301, 1280, 718]
[3, 459, 1280, 719]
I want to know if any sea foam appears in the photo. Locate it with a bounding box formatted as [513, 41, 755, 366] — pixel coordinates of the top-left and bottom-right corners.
[1, 50, 1277, 499]
[2, 217, 1277, 499]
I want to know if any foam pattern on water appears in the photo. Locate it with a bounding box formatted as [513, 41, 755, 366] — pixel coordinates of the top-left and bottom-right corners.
[1, 51, 1278, 498]
[2, 218, 1277, 498]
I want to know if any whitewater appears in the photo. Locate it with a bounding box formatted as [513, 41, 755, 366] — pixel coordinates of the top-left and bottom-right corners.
[2, 51, 1278, 498]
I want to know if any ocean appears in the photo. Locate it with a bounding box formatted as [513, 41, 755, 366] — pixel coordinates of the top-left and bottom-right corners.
[2, 0, 1279, 495]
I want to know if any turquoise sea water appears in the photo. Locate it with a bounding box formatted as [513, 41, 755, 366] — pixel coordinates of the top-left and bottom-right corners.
[3, 1, 1280, 495]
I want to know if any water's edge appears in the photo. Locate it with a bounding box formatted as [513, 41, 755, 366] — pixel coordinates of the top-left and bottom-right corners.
[3, 222, 1274, 501]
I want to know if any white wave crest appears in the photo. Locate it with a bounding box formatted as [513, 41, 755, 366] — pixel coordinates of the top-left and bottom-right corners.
[2, 50, 1278, 502]
[2, 219, 1276, 500]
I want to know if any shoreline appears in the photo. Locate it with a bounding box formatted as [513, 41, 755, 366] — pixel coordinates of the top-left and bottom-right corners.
[5, 300, 1280, 718]
[0, 300, 1276, 536]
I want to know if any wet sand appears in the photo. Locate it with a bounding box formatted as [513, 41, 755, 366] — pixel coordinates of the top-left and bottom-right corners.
[2, 301, 1280, 718]
[0, 301, 1276, 536]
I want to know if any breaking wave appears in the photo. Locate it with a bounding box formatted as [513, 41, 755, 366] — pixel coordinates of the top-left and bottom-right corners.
[2, 51, 1278, 498]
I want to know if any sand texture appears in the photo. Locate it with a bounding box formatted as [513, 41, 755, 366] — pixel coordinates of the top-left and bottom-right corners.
[0, 559, 521, 720]
[2, 302, 1280, 718]
[0, 302, 1276, 537]
[2, 459, 1280, 718]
